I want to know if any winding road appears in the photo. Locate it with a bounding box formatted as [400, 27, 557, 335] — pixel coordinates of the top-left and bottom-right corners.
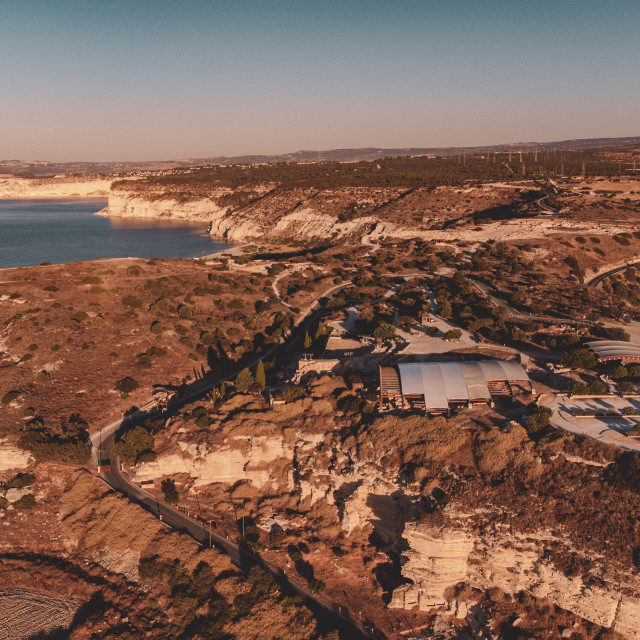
[91, 279, 376, 639]
[587, 260, 640, 288]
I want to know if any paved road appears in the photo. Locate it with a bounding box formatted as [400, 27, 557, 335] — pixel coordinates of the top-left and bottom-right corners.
[587, 260, 640, 288]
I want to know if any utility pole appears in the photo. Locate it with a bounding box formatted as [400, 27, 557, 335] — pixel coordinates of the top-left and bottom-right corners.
[581, 161, 586, 179]
[509, 149, 512, 162]
[535, 148, 538, 162]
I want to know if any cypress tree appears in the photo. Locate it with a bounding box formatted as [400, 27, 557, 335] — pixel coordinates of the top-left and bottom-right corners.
[255, 360, 266, 391]
[304, 331, 312, 350]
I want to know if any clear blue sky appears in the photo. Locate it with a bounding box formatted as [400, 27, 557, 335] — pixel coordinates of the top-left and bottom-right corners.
[1, 0, 638, 161]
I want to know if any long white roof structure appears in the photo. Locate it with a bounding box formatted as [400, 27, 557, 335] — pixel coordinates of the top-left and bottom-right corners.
[392, 360, 530, 411]
[586, 340, 640, 363]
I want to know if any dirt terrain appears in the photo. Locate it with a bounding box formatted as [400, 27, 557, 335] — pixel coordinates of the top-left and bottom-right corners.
[0, 257, 289, 436]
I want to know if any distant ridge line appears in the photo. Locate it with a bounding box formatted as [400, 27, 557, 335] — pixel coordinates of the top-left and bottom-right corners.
[2, 135, 639, 177]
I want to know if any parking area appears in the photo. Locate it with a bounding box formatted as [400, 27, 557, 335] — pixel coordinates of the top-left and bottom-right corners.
[546, 395, 640, 452]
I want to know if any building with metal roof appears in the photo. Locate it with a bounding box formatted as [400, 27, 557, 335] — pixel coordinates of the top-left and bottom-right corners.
[379, 360, 534, 414]
[586, 340, 640, 365]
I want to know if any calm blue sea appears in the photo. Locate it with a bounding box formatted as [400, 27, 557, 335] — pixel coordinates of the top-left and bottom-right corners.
[0, 199, 232, 268]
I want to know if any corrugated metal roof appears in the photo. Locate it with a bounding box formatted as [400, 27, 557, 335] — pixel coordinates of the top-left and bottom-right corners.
[420, 364, 449, 410]
[476, 360, 509, 381]
[397, 363, 427, 395]
[586, 340, 640, 359]
[395, 359, 530, 410]
[459, 362, 492, 401]
[495, 359, 529, 381]
[438, 362, 469, 400]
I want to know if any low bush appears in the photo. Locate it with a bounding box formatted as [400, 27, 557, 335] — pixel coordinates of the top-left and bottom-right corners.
[605, 452, 640, 493]
[1, 390, 21, 405]
[115, 376, 139, 394]
[563, 349, 596, 370]
[17, 414, 90, 464]
[12, 493, 36, 510]
[283, 386, 304, 403]
[122, 296, 142, 308]
[525, 404, 553, 437]
[5, 472, 36, 490]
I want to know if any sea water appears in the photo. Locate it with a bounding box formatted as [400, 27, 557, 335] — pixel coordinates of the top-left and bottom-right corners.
[0, 199, 232, 268]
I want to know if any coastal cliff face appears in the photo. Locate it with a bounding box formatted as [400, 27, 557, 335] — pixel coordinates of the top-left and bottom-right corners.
[390, 521, 640, 638]
[0, 177, 112, 199]
[104, 187, 380, 243]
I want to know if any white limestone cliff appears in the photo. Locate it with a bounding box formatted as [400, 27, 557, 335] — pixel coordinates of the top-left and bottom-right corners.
[390, 521, 640, 638]
[0, 177, 112, 199]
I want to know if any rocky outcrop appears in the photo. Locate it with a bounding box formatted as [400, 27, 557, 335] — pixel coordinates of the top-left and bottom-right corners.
[101, 191, 230, 224]
[104, 188, 379, 243]
[390, 524, 475, 609]
[390, 521, 640, 638]
[133, 435, 293, 489]
[0, 442, 31, 472]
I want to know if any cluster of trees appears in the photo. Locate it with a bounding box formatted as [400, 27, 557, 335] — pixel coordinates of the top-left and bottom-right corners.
[428, 273, 507, 343]
[113, 147, 631, 204]
[570, 380, 608, 396]
[115, 425, 155, 464]
[17, 414, 91, 463]
[235, 361, 266, 393]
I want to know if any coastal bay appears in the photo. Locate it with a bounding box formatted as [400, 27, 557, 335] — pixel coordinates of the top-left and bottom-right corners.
[0, 199, 232, 269]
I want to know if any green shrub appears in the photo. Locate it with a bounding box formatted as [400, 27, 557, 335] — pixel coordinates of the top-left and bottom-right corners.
[308, 578, 326, 594]
[126, 265, 142, 277]
[605, 452, 640, 493]
[5, 472, 36, 490]
[115, 376, 139, 394]
[604, 327, 631, 342]
[116, 425, 155, 464]
[150, 321, 164, 334]
[71, 311, 88, 323]
[524, 404, 553, 436]
[612, 365, 628, 379]
[283, 386, 304, 403]
[443, 328, 463, 341]
[35, 370, 51, 384]
[12, 493, 36, 510]
[17, 415, 90, 463]
[1, 390, 21, 405]
[617, 381, 635, 395]
[373, 321, 396, 340]
[235, 368, 254, 393]
[177, 304, 194, 319]
[122, 296, 142, 308]
[161, 478, 179, 503]
[269, 529, 288, 544]
[563, 349, 597, 369]
[570, 382, 589, 396]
